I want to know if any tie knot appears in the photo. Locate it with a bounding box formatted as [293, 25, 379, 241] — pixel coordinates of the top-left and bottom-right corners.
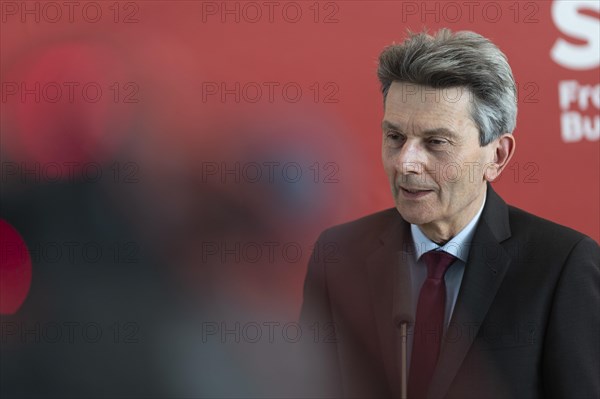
[420, 250, 456, 280]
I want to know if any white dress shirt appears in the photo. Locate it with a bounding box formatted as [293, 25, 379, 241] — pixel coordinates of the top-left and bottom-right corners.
[405, 192, 486, 369]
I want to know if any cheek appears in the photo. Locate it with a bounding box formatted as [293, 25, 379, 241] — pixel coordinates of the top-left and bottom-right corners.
[382, 153, 395, 174]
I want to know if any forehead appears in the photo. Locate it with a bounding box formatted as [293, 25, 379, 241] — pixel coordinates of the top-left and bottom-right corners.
[383, 82, 475, 133]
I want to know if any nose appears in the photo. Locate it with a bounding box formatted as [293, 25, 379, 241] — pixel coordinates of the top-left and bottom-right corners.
[395, 139, 425, 175]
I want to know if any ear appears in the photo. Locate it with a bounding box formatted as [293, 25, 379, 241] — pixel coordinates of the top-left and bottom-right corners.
[484, 133, 516, 181]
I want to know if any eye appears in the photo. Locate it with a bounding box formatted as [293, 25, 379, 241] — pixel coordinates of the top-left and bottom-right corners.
[386, 131, 404, 141]
[428, 138, 448, 146]
[384, 131, 405, 148]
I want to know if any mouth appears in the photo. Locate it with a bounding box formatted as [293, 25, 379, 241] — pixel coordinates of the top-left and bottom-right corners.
[399, 186, 434, 199]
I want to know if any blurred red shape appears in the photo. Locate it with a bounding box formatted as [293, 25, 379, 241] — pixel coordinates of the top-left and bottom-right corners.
[3, 41, 133, 165]
[0, 220, 32, 315]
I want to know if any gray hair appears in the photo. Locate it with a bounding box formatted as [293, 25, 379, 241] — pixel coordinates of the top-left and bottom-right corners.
[377, 29, 517, 145]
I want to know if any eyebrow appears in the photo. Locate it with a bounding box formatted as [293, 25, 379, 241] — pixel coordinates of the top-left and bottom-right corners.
[381, 120, 403, 132]
[381, 120, 459, 140]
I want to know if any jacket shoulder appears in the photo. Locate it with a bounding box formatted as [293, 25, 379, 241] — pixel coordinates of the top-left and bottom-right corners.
[507, 205, 598, 251]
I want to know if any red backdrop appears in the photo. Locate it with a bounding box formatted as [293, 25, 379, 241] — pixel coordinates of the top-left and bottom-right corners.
[2, 0, 597, 240]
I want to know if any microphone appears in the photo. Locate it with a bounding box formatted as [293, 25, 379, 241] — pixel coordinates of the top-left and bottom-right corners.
[393, 256, 414, 399]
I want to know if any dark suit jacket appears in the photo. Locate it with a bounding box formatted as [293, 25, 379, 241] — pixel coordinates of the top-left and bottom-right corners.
[300, 184, 600, 399]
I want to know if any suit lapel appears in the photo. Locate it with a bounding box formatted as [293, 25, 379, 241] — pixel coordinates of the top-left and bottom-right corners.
[366, 213, 412, 398]
[428, 185, 512, 398]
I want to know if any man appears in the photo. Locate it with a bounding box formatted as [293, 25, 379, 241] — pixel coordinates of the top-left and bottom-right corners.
[300, 29, 600, 399]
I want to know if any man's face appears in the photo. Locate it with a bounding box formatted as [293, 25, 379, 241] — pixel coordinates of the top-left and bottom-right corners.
[382, 82, 495, 239]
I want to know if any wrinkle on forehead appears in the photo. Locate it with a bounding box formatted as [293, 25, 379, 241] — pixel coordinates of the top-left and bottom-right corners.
[384, 82, 478, 141]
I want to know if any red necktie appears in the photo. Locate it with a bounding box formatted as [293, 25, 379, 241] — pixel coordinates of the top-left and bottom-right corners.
[408, 250, 457, 399]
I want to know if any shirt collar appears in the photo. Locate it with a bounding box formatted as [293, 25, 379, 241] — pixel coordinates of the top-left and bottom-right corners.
[411, 191, 486, 263]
